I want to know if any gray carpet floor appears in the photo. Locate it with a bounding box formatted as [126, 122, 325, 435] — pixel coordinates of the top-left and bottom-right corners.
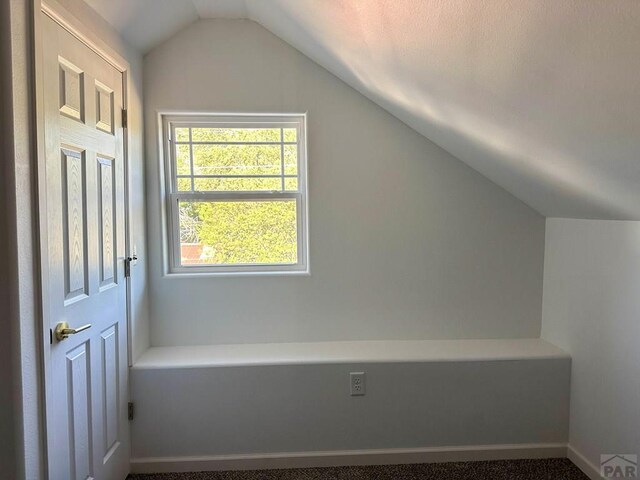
[128, 458, 589, 479]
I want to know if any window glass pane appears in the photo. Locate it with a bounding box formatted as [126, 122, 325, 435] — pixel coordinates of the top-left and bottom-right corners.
[175, 127, 190, 142]
[193, 177, 281, 192]
[176, 177, 191, 191]
[191, 128, 281, 143]
[283, 128, 297, 142]
[193, 144, 281, 176]
[284, 177, 298, 191]
[284, 145, 297, 175]
[179, 200, 298, 265]
[176, 144, 191, 175]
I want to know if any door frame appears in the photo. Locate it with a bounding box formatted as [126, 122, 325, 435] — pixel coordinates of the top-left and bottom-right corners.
[33, 0, 135, 475]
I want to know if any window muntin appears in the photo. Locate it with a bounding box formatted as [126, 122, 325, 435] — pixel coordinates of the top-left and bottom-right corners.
[164, 115, 308, 274]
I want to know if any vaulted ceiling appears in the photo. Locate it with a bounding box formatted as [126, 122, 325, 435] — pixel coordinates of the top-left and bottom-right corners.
[84, 0, 640, 219]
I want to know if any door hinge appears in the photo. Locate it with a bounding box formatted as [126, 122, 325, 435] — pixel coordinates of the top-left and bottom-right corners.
[128, 402, 134, 421]
[121, 109, 128, 129]
[124, 255, 137, 278]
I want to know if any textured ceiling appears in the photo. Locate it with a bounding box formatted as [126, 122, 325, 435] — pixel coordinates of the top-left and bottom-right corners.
[84, 0, 640, 219]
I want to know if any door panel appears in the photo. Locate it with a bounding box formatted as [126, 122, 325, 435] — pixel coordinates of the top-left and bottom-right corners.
[61, 146, 89, 303]
[66, 342, 93, 480]
[42, 12, 129, 480]
[100, 323, 120, 462]
[98, 156, 116, 289]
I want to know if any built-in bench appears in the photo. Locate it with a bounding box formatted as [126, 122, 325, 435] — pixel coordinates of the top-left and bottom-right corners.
[130, 339, 571, 474]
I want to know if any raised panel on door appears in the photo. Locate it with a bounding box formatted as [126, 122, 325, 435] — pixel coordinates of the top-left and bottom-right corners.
[59, 57, 85, 122]
[95, 81, 114, 135]
[100, 324, 120, 464]
[61, 146, 89, 304]
[66, 342, 94, 480]
[98, 156, 117, 290]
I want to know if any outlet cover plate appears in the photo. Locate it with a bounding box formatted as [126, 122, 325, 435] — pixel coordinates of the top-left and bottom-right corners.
[350, 372, 365, 396]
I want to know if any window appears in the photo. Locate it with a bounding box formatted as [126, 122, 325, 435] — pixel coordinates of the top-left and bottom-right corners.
[163, 114, 308, 274]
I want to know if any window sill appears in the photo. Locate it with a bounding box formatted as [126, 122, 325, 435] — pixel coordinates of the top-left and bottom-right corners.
[163, 268, 311, 278]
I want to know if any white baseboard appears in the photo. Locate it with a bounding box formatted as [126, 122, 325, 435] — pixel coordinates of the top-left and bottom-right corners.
[567, 445, 603, 480]
[131, 443, 568, 474]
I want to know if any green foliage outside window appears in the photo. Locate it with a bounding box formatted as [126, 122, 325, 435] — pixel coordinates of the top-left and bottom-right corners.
[176, 126, 300, 266]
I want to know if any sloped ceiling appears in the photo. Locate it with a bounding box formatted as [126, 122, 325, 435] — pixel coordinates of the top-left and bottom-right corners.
[84, 0, 640, 219]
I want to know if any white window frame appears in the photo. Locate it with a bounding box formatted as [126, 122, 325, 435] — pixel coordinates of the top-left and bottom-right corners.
[161, 113, 309, 275]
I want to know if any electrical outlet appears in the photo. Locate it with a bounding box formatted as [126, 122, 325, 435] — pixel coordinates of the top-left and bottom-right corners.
[350, 372, 365, 396]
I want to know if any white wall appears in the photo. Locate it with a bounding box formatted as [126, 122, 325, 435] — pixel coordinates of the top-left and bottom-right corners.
[131, 355, 570, 463]
[0, 1, 19, 476]
[542, 218, 640, 473]
[1, 1, 46, 477]
[144, 19, 545, 346]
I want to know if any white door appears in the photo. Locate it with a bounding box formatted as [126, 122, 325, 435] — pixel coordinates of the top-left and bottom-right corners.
[40, 12, 129, 480]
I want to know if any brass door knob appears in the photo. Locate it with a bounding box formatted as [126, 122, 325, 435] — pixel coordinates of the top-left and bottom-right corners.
[54, 321, 92, 341]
